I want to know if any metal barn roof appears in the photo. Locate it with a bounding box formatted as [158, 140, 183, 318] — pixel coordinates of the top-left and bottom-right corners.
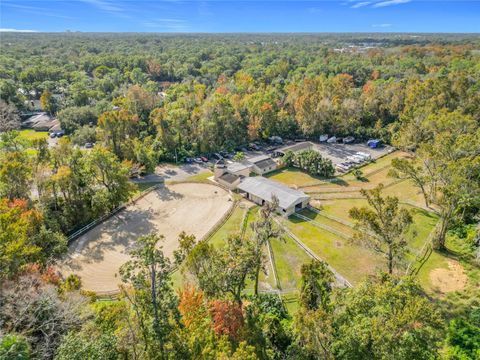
[237, 177, 309, 209]
[276, 141, 313, 155]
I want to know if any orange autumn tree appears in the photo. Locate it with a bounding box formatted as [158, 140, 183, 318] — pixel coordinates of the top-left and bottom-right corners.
[209, 300, 244, 342]
[178, 285, 208, 329]
[0, 199, 42, 278]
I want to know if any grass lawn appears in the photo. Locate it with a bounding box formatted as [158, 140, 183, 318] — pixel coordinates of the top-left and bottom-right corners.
[284, 216, 381, 284]
[274, 151, 407, 194]
[270, 234, 311, 290]
[281, 293, 300, 315]
[266, 167, 326, 187]
[208, 203, 246, 248]
[186, 170, 213, 182]
[18, 129, 49, 143]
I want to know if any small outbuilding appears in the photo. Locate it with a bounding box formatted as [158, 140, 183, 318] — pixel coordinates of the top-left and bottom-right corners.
[237, 176, 310, 217]
[227, 162, 253, 177]
[248, 155, 277, 175]
[216, 173, 241, 190]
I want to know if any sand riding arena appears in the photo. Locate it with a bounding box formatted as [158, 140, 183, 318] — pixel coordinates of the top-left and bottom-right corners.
[60, 182, 232, 293]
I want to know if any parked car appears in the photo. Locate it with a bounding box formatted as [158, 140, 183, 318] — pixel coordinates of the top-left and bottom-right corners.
[294, 138, 306, 142]
[343, 136, 355, 144]
[49, 132, 56, 138]
[84, 142, 93, 149]
[200, 156, 209, 162]
[248, 143, 260, 151]
[184, 157, 193, 164]
[269, 136, 283, 144]
[367, 139, 382, 148]
[319, 134, 329, 142]
[193, 157, 203, 164]
[327, 136, 337, 144]
[336, 162, 354, 171]
[212, 153, 223, 161]
[356, 152, 372, 161]
[347, 155, 364, 164]
[56, 131, 65, 137]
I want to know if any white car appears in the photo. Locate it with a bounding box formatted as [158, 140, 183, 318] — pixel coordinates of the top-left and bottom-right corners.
[356, 152, 372, 161]
[319, 134, 329, 142]
[327, 136, 337, 143]
[347, 156, 363, 164]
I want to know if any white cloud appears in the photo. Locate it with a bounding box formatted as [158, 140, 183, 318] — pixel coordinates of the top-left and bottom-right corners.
[0, 28, 38, 32]
[372, 23, 392, 27]
[351, 2, 372, 9]
[308, 7, 322, 14]
[372, 0, 411, 8]
[142, 18, 189, 32]
[81, 0, 122, 12]
[80, 0, 130, 18]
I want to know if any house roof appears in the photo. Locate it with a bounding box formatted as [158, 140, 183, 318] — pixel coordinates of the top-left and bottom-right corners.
[218, 173, 240, 184]
[253, 158, 277, 170]
[248, 155, 271, 164]
[277, 142, 313, 154]
[237, 177, 309, 209]
[227, 162, 252, 174]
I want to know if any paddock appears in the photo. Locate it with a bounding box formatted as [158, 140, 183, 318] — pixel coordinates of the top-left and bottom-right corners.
[60, 182, 232, 292]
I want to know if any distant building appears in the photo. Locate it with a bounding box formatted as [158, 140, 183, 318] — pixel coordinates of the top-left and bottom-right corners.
[275, 141, 314, 157]
[237, 177, 310, 217]
[22, 113, 60, 132]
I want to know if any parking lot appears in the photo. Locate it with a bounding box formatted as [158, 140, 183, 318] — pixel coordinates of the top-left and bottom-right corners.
[313, 142, 394, 166]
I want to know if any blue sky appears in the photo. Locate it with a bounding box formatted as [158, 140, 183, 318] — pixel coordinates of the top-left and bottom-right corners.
[0, 1, 479, 33]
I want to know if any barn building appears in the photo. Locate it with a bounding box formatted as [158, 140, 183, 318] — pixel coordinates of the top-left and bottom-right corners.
[237, 176, 310, 216]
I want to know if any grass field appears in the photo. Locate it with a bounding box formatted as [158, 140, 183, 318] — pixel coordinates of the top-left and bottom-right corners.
[266, 151, 460, 298]
[173, 150, 470, 313]
[18, 129, 49, 142]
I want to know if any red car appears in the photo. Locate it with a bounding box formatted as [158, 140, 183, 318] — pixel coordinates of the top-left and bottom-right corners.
[200, 156, 208, 162]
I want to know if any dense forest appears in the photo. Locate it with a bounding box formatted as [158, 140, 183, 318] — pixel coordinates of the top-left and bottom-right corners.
[0, 33, 479, 359]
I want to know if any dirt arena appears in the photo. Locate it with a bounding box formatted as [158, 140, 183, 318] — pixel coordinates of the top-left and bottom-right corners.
[60, 182, 232, 292]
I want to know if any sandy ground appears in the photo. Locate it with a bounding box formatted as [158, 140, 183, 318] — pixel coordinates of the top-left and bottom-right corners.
[429, 259, 468, 294]
[60, 183, 232, 292]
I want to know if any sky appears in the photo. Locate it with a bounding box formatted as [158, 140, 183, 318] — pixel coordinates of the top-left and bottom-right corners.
[0, 0, 479, 33]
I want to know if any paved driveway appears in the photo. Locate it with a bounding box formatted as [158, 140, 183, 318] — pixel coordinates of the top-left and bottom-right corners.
[132, 163, 209, 183]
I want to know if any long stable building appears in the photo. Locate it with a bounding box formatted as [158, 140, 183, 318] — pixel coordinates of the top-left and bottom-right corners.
[237, 176, 310, 216]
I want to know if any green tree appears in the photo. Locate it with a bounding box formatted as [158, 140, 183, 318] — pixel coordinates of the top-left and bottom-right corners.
[88, 146, 136, 211]
[0, 151, 32, 201]
[299, 260, 334, 312]
[185, 234, 256, 304]
[349, 184, 413, 274]
[332, 276, 443, 360]
[57, 106, 97, 134]
[0, 334, 31, 360]
[389, 157, 430, 207]
[119, 233, 181, 358]
[0, 100, 20, 132]
[40, 89, 57, 114]
[55, 333, 118, 360]
[233, 151, 245, 162]
[250, 196, 283, 295]
[97, 109, 138, 160]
